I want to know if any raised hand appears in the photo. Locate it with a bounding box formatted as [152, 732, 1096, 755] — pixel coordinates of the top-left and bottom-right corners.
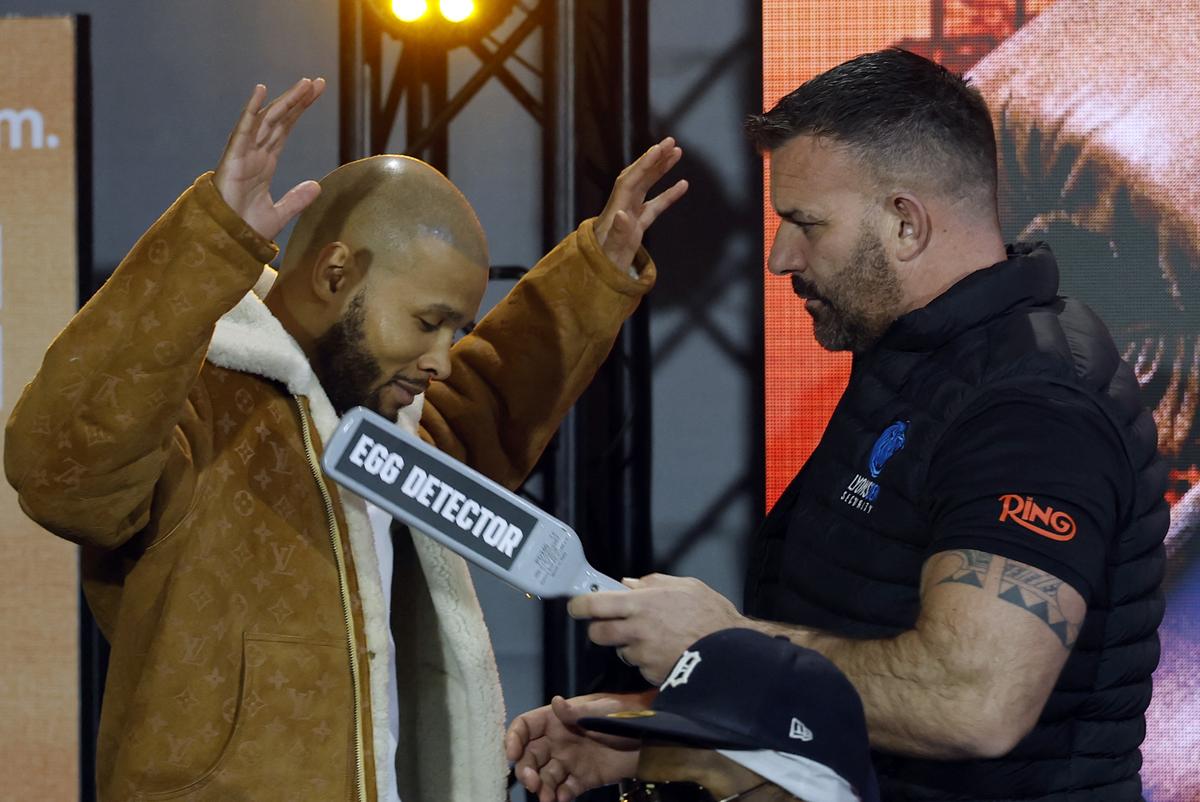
[594, 137, 689, 274]
[213, 78, 326, 242]
[505, 692, 650, 802]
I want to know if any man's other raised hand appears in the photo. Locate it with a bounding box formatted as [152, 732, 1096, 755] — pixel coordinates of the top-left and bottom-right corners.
[214, 78, 326, 242]
[594, 137, 689, 275]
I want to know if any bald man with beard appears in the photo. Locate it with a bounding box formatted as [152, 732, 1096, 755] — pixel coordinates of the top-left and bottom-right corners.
[5, 77, 686, 801]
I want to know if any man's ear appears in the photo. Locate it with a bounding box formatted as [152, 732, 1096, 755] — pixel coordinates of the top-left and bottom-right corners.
[310, 241, 359, 301]
[889, 193, 932, 263]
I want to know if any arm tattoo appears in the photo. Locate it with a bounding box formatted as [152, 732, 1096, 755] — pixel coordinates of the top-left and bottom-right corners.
[937, 549, 1081, 649]
[938, 549, 993, 588]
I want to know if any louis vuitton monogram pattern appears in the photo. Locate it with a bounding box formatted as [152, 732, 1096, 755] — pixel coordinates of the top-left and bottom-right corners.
[6, 171, 656, 800]
[105, 370, 359, 800]
[7, 176, 370, 800]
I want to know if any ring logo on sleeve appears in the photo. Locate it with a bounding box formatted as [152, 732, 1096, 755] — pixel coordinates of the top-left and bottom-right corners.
[997, 494, 1077, 541]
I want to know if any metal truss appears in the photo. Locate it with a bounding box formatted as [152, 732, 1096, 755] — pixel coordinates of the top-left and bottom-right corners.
[338, 0, 548, 170]
[337, 4, 659, 771]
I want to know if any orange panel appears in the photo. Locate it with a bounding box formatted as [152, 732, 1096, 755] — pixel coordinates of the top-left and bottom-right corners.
[761, 1, 929, 507]
[0, 16, 82, 801]
[762, 4, 1198, 798]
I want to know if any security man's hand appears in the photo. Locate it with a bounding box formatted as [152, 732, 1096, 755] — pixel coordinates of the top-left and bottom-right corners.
[569, 574, 745, 685]
[593, 137, 689, 275]
[214, 78, 326, 241]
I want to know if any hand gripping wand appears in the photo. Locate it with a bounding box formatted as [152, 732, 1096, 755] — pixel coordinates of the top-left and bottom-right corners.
[321, 407, 626, 598]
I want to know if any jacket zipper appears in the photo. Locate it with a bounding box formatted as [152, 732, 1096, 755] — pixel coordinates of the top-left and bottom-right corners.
[296, 397, 368, 802]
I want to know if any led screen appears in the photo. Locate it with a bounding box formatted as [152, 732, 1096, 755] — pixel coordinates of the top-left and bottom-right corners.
[763, 2, 1199, 797]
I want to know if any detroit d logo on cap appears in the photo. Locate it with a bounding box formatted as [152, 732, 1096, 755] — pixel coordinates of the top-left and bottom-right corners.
[661, 649, 702, 689]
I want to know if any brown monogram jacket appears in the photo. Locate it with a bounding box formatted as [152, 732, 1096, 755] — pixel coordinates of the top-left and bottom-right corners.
[4, 174, 655, 801]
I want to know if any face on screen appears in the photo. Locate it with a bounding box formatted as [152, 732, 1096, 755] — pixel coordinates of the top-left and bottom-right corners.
[767, 135, 904, 353]
[762, 4, 1200, 797]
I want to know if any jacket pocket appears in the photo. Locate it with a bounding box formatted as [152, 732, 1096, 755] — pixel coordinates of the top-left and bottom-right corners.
[140, 633, 349, 801]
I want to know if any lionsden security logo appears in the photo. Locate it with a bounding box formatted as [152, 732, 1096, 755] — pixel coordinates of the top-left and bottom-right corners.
[840, 420, 908, 514]
[0, 108, 61, 151]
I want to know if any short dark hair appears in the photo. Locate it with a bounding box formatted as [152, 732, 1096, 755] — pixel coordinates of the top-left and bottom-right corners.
[745, 48, 998, 203]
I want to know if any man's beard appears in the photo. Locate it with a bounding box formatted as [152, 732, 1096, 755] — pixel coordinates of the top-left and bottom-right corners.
[793, 226, 903, 353]
[312, 292, 388, 416]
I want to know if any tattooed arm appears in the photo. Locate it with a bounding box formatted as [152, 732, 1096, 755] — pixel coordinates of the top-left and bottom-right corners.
[571, 395, 1109, 761]
[748, 548, 1086, 759]
[515, 549, 1080, 800]
[569, 547, 1085, 759]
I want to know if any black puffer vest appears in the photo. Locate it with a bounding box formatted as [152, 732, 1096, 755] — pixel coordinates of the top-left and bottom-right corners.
[745, 245, 1167, 802]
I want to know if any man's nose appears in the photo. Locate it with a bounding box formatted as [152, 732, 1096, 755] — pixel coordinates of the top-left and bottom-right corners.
[767, 229, 806, 276]
[418, 334, 453, 382]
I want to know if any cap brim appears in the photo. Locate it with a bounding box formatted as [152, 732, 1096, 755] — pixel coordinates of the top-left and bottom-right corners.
[579, 710, 765, 751]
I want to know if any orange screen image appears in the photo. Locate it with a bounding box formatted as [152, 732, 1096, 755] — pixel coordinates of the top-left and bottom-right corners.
[762, 1, 1199, 798]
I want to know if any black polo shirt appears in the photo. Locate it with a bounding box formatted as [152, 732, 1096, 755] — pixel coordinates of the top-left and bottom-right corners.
[927, 387, 1130, 605]
[745, 244, 1165, 802]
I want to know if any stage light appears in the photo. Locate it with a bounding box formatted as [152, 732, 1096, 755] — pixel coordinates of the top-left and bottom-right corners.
[439, 0, 475, 23]
[391, 0, 428, 22]
[367, 0, 516, 47]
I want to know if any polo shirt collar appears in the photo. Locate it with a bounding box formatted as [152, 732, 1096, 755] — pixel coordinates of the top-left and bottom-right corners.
[876, 242, 1060, 352]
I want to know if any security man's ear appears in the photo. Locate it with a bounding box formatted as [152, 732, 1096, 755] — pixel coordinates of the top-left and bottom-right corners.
[890, 193, 931, 262]
[311, 242, 357, 300]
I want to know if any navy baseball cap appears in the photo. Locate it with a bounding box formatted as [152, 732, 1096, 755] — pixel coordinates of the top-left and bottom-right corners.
[580, 628, 880, 802]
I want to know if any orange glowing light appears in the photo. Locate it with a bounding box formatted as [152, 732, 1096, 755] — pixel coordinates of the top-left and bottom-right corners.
[391, 0, 428, 22]
[439, 0, 475, 23]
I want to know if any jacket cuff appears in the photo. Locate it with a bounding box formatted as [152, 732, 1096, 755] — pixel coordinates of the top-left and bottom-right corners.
[191, 171, 281, 267]
[576, 218, 657, 297]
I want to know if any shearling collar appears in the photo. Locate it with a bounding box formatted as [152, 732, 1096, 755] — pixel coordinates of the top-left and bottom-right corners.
[205, 265, 424, 799]
[206, 266, 426, 439]
[207, 267, 507, 802]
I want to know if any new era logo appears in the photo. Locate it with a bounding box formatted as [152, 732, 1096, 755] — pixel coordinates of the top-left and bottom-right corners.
[662, 650, 702, 689]
[789, 717, 813, 741]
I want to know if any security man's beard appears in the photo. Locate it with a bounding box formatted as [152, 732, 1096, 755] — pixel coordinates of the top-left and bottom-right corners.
[312, 292, 388, 417]
[799, 229, 904, 354]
